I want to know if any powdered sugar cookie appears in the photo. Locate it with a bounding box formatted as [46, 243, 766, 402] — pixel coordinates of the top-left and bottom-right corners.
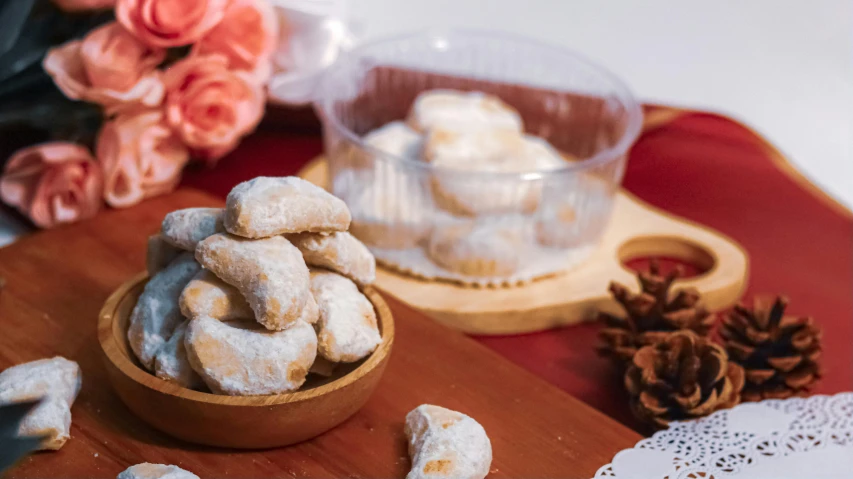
[184, 316, 317, 395]
[355, 121, 423, 167]
[146, 234, 182, 276]
[153, 321, 204, 390]
[425, 128, 541, 216]
[179, 270, 253, 321]
[225, 176, 351, 238]
[423, 127, 528, 169]
[195, 234, 311, 331]
[288, 231, 376, 285]
[523, 135, 570, 170]
[117, 463, 199, 479]
[0, 357, 82, 450]
[161, 207, 224, 251]
[407, 89, 522, 133]
[535, 201, 579, 248]
[310, 270, 381, 363]
[335, 169, 433, 250]
[427, 221, 526, 277]
[129, 253, 201, 370]
[405, 404, 492, 479]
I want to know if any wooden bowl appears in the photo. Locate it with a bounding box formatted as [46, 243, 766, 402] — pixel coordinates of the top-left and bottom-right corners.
[97, 272, 395, 449]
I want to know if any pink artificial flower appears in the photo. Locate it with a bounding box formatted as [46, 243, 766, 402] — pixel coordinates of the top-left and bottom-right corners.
[43, 22, 165, 114]
[52, 0, 115, 11]
[163, 55, 264, 164]
[97, 110, 190, 208]
[193, 0, 278, 84]
[0, 143, 103, 228]
[116, 0, 230, 48]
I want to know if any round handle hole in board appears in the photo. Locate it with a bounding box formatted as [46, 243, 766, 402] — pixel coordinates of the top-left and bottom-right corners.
[618, 235, 716, 279]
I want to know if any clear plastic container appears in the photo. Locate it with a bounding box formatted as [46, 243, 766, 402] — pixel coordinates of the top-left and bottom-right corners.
[314, 29, 643, 286]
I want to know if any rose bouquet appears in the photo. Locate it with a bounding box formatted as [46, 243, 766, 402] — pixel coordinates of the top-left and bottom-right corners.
[0, 0, 277, 228]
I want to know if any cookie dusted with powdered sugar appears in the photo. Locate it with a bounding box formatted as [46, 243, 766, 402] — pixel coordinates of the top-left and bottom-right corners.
[195, 234, 312, 331]
[146, 234, 182, 276]
[184, 317, 317, 395]
[153, 321, 204, 390]
[161, 207, 225, 251]
[310, 270, 381, 363]
[355, 121, 423, 166]
[179, 269, 253, 321]
[407, 89, 522, 133]
[0, 357, 82, 450]
[427, 221, 526, 277]
[224, 176, 351, 238]
[129, 253, 201, 370]
[117, 463, 199, 479]
[425, 128, 542, 216]
[334, 168, 433, 250]
[405, 405, 492, 479]
[288, 231, 376, 285]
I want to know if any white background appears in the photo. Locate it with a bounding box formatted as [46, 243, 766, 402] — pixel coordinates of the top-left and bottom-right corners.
[353, 0, 853, 207]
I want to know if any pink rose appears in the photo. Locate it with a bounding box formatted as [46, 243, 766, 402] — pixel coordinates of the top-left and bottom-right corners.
[52, 0, 115, 11]
[116, 0, 229, 48]
[97, 110, 190, 208]
[193, 0, 278, 83]
[43, 22, 165, 114]
[0, 143, 103, 228]
[163, 55, 264, 162]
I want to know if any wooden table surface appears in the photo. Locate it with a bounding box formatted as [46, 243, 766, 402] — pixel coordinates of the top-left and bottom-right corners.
[0, 189, 640, 479]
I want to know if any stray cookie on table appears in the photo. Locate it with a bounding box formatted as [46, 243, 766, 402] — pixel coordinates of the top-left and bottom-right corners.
[405, 404, 492, 479]
[184, 316, 317, 396]
[117, 463, 199, 479]
[0, 357, 81, 450]
[310, 269, 381, 363]
[225, 176, 350, 238]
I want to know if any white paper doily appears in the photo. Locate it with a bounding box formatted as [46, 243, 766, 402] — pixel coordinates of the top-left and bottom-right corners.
[594, 393, 853, 479]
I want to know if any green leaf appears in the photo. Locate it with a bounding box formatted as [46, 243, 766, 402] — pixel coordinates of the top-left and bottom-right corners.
[0, 399, 48, 473]
[0, 0, 36, 55]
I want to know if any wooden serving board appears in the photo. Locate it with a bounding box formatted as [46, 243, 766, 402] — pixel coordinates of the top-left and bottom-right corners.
[300, 158, 749, 335]
[0, 189, 640, 479]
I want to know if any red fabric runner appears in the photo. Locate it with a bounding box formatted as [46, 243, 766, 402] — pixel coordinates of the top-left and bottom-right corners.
[182, 108, 853, 430]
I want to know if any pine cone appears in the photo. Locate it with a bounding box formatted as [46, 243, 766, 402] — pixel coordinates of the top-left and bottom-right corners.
[597, 261, 716, 364]
[625, 331, 745, 429]
[720, 296, 822, 402]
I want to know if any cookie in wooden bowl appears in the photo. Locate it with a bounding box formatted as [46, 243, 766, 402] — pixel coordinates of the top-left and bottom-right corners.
[98, 272, 394, 449]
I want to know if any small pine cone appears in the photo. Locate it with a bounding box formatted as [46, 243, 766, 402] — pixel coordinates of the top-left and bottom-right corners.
[597, 261, 717, 364]
[720, 296, 822, 402]
[625, 331, 745, 429]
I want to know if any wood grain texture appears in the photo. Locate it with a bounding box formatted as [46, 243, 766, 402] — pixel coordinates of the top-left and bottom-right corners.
[300, 157, 749, 335]
[98, 274, 394, 449]
[0, 188, 640, 478]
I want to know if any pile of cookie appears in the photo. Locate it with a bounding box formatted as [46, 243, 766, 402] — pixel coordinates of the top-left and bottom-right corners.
[131, 176, 382, 395]
[335, 89, 601, 285]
